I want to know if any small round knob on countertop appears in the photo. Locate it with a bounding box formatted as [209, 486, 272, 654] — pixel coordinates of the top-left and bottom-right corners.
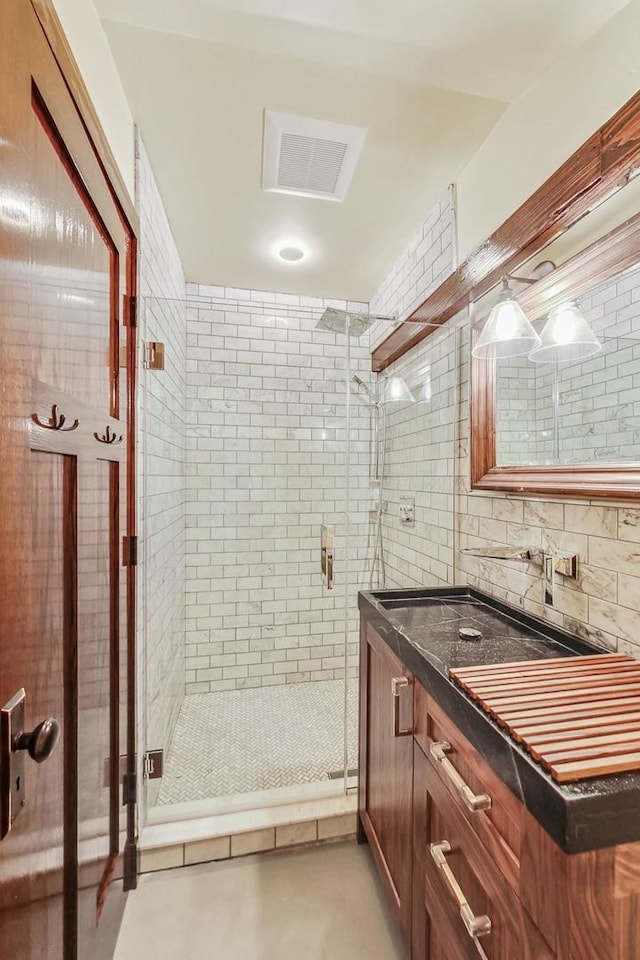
[459, 627, 482, 641]
[12, 717, 61, 763]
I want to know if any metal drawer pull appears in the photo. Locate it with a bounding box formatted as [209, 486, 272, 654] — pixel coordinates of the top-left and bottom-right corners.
[391, 677, 412, 737]
[430, 841, 492, 940]
[430, 741, 491, 812]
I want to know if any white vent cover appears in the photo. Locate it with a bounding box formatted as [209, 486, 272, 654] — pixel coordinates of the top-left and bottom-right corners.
[262, 111, 367, 202]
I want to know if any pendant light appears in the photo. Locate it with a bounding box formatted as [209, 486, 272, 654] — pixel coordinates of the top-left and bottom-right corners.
[472, 278, 541, 359]
[528, 301, 602, 363]
[381, 375, 416, 403]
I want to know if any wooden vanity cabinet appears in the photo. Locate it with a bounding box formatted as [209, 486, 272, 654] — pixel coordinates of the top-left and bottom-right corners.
[414, 741, 556, 960]
[359, 620, 640, 960]
[358, 620, 414, 949]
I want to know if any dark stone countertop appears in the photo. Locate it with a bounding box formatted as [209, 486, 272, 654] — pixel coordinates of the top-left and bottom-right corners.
[359, 585, 640, 854]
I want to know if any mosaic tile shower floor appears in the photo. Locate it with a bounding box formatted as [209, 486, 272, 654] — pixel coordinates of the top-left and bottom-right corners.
[157, 679, 359, 805]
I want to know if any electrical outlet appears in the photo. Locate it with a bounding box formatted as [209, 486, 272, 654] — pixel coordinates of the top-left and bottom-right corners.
[398, 498, 415, 525]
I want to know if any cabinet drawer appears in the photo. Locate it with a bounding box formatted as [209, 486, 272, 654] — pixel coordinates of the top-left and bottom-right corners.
[423, 754, 555, 960]
[414, 681, 521, 893]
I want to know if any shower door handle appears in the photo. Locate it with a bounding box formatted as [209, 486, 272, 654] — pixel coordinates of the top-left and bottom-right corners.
[327, 549, 334, 590]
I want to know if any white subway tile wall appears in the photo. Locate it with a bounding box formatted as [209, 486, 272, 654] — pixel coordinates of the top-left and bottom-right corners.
[369, 189, 455, 349]
[553, 269, 640, 461]
[495, 356, 545, 461]
[137, 137, 187, 800]
[366, 190, 457, 588]
[496, 264, 640, 465]
[184, 285, 373, 693]
[374, 327, 458, 588]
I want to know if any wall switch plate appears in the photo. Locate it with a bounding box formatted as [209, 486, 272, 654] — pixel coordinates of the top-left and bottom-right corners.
[398, 498, 415, 525]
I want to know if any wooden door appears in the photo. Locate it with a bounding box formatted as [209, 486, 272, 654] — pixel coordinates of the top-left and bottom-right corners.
[0, 1, 137, 958]
[358, 622, 413, 948]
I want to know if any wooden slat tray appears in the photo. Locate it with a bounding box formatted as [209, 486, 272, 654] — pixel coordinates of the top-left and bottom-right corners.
[450, 654, 640, 783]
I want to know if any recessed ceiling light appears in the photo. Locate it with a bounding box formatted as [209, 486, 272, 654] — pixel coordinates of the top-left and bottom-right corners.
[279, 246, 304, 262]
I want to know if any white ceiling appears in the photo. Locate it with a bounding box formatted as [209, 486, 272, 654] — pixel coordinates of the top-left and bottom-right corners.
[98, 0, 632, 101]
[97, 0, 631, 299]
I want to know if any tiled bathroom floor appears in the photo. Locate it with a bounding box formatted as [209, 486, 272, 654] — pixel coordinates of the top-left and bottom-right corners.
[157, 679, 359, 804]
[115, 842, 405, 960]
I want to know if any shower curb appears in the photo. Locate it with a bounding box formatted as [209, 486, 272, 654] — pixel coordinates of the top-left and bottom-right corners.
[138, 812, 358, 873]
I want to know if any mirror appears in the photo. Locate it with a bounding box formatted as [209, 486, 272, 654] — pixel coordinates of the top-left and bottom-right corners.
[470, 178, 640, 498]
[496, 258, 640, 466]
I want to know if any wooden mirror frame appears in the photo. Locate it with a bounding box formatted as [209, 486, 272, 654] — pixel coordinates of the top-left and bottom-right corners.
[471, 208, 640, 499]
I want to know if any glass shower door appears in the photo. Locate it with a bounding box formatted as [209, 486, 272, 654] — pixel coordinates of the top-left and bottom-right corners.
[139, 294, 370, 822]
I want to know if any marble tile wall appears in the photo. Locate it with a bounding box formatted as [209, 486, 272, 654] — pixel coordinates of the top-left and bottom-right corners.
[137, 137, 187, 791]
[184, 284, 373, 693]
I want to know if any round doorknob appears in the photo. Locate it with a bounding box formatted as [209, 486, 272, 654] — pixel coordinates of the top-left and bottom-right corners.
[12, 717, 61, 763]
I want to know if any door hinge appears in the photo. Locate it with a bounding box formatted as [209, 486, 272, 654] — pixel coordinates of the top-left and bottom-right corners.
[123, 839, 138, 891]
[122, 772, 137, 806]
[143, 342, 165, 370]
[123, 535, 138, 567]
[124, 294, 137, 328]
[143, 749, 164, 780]
[103, 754, 128, 788]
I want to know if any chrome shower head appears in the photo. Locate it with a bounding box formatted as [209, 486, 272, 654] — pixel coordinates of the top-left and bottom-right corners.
[352, 374, 376, 403]
[316, 307, 396, 338]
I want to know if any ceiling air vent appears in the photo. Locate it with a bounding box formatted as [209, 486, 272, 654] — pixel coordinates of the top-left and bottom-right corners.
[262, 111, 367, 202]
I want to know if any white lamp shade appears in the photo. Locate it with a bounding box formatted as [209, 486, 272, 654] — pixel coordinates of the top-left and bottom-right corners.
[382, 375, 416, 403]
[528, 301, 602, 363]
[420, 375, 432, 402]
[473, 290, 541, 359]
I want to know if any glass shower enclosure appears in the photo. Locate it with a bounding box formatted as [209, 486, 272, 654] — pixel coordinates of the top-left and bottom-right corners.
[139, 294, 377, 824]
[138, 294, 459, 827]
